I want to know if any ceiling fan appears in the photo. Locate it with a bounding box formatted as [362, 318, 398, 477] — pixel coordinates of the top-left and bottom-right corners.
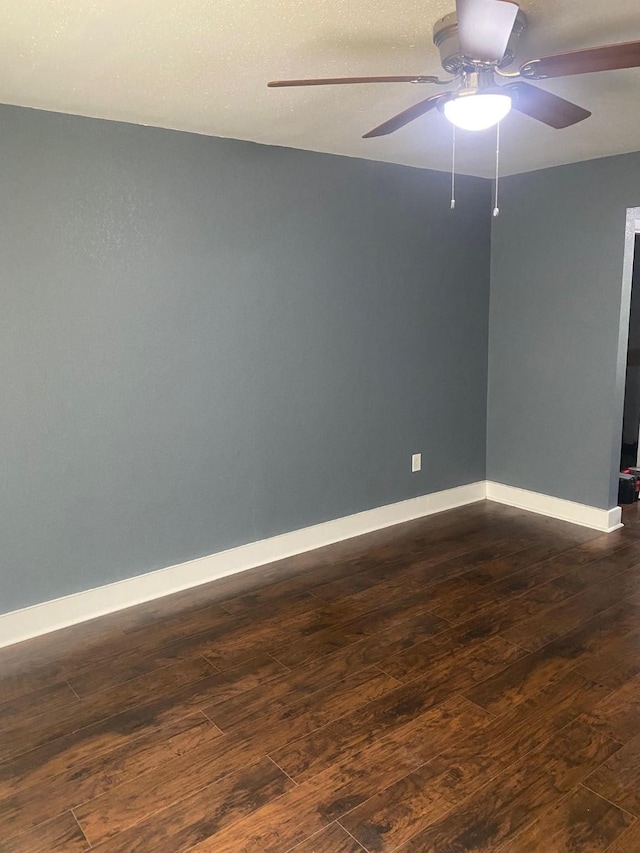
[267, 0, 640, 136]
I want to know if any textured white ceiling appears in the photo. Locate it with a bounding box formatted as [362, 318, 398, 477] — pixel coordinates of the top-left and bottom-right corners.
[0, 0, 639, 177]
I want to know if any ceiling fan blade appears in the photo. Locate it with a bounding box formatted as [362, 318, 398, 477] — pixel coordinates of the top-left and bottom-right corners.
[520, 40, 640, 80]
[268, 76, 439, 88]
[363, 93, 452, 138]
[456, 0, 519, 62]
[506, 82, 591, 128]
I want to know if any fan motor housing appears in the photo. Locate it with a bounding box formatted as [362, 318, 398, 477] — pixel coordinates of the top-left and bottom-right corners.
[433, 9, 528, 73]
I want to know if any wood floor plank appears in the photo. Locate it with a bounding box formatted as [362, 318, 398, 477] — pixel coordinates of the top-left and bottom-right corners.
[605, 821, 640, 852]
[432, 543, 639, 662]
[63, 609, 253, 694]
[0, 656, 217, 761]
[450, 540, 637, 618]
[290, 823, 367, 853]
[388, 721, 620, 852]
[3, 812, 88, 853]
[0, 654, 281, 800]
[429, 548, 586, 626]
[79, 756, 294, 849]
[0, 604, 232, 706]
[293, 555, 428, 603]
[74, 668, 399, 843]
[66, 638, 222, 698]
[1, 601, 233, 690]
[584, 734, 640, 816]
[270, 598, 449, 670]
[434, 543, 636, 631]
[0, 713, 221, 843]
[0, 680, 79, 731]
[200, 580, 433, 669]
[498, 785, 634, 852]
[340, 671, 610, 852]
[501, 570, 640, 652]
[270, 635, 523, 782]
[371, 529, 542, 596]
[575, 526, 636, 554]
[177, 694, 491, 853]
[210, 668, 400, 747]
[418, 575, 485, 615]
[222, 566, 360, 612]
[207, 611, 446, 732]
[464, 601, 640, 715]
[378, 627, 521, 685]
[550, 547, 640, 594]
[422, 583, 571, 654]
[359, 524, 530, 588]
[459, 539, 585, 586]
[0, 668, 65, 708]
[0, 619, 126, 681]
[409, 531, 576, 591]
[304, 578, 430, 627]
[574, 627, 640, 689]
[579, 672, 640, 743]
[152, 592, 321, 654]
[90, 600, 237, 651]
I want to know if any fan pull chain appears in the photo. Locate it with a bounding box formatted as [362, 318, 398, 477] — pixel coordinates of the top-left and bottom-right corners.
[450, 124, 456, 210]
[493, 121, 501, 217]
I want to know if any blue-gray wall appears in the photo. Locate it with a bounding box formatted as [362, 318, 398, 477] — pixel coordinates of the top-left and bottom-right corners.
[0, 104, 491, 614]
[487, 153, 640, 510]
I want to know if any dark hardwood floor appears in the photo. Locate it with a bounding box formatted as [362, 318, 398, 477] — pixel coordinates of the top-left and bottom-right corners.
[1, 499, 639, 852]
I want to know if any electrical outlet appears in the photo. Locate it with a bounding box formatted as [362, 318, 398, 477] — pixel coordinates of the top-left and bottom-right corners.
[411, 453, 422, 473]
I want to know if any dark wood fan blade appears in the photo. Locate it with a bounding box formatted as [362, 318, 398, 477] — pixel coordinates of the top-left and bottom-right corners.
[362, 93, 452, 138]
[456, 0, 519, 62]
[506, 82, 591, 128]
[520, 40, 640, 79]
[267, 76, 439, 88]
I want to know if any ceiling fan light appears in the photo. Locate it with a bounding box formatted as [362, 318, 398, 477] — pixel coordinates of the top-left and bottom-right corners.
[443, 92, 512, 131]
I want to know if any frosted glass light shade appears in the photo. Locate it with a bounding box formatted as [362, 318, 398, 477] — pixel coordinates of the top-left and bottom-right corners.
[443, 93, 512, 131]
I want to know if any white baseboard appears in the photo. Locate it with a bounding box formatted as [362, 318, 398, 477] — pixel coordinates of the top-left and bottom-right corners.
[0, 478, 623, 649]
[486, 481, 623, 534]
[0, 481, 485, 649]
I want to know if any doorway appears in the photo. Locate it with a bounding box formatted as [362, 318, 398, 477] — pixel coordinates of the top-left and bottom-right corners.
[618, 221, 640, 507]
[621, 235, 640, 469]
